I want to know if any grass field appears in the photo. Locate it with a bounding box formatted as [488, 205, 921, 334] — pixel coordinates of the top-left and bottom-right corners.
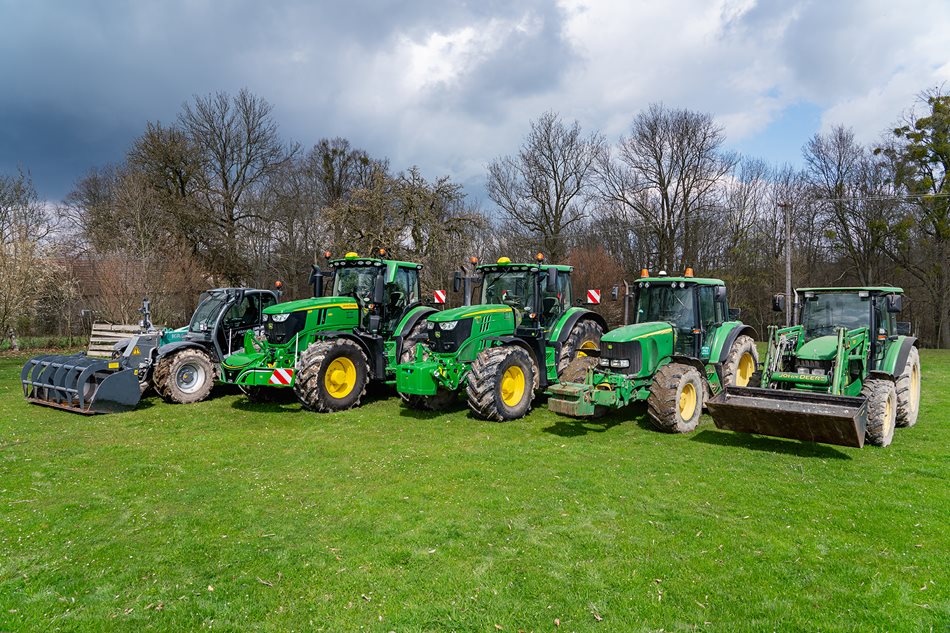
[1, 352, 948, 632]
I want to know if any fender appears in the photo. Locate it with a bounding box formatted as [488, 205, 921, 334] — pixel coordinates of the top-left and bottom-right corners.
[553, 308, 609, 345]
[393, 305, 436, 359]
[157, 340, 212, 360]
[715, 323, 758, 363]
[879, 336, 918, 376]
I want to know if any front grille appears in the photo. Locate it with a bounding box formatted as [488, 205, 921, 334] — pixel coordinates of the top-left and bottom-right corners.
[795, 358, 833, 374]
[265, 311, 308, 345]
[600, 340, 641, 374]
[428, 319, 473, 354]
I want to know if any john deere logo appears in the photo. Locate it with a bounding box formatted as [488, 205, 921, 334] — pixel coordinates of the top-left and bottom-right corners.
[434, 331, 441, 338]
[607, 344, 614, 350]
[267, 323, 273, 329]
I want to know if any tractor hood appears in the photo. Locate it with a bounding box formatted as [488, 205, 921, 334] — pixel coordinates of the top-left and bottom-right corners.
[264, 296, 359, 314]
[602, 321, 674, 344]
[797, 335, 839, 361]
[429, 304, 513, 322]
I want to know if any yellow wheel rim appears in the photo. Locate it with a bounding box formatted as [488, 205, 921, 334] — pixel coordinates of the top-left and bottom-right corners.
[577, 340, 599, 358]
[324, 357, 357, 399]
[736, 352, 755, 386]
[500, 365, 526, 407]
[679, 382, 697, 421]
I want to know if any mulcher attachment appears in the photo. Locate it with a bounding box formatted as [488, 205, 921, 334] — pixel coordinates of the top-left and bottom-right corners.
[707, 386, 868, 448]
[21, 354, 142, 414]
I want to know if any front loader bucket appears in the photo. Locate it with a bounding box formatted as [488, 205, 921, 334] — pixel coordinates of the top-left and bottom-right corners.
[21, 354, 141, 414]
[706, 386, 868, 448]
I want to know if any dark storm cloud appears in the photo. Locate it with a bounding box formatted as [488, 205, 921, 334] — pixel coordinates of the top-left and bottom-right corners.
[0, 0, 577, 200]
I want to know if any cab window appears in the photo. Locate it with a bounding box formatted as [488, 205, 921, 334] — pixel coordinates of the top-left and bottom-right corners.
[386, 267, 419, 315]
[225, 294, 261, 328]
[540, 269, 570, 328]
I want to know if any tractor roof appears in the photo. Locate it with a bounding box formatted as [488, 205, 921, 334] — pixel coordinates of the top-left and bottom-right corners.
[797, 286, 903, 294]
[639, 276, 724, 286]
[329, 255, 422, 269]
[477, 257, 572, 273]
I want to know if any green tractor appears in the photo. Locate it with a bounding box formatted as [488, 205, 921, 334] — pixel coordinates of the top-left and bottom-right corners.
[221, 251, 435, 412]
[707, 287, 921, 448]
[395, 255, 607, 421]
[547, 270, 758, 432]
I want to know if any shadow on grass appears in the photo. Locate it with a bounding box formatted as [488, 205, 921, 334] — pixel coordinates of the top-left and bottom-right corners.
[690, 429, 853, 460]
[541, 415, 624, 437]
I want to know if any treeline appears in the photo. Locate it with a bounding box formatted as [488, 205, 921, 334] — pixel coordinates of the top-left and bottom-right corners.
[2, 88, 947, 347]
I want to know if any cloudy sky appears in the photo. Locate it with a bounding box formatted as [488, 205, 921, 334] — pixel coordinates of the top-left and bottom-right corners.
[1, 0, 948, 202]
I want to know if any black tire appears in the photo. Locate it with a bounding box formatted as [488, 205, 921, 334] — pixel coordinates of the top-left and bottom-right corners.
[294, 338, 369, 413]
[895, 346, 921, 428]
[399, 320, 457, 411]
[466, 346, 535, 421]
[557, 319, 604, 375]
[153, 348, 216, 404]
[863, 378, 897, 447]
[721, 334, 758, 388]
[240, 385, 279, 403]
[647, 363, 704, 433]
[559, 355, 598, 385]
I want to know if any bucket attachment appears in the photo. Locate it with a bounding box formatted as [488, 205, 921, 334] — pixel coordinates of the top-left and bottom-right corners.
[21, 354, 142, 414]
[707, 386, 868, 448]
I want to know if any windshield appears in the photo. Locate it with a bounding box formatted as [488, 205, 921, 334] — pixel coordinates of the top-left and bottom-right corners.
[800, 292, 871, 338]
[635, 285, 696, 329]
[333, 266, 380, 303]
[189, 294, 230, 332]
[481, 270, 538, 313]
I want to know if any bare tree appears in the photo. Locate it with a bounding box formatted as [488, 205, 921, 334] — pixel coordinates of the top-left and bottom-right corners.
[593, 103, 737, 272]
[487, 112, 602, 261]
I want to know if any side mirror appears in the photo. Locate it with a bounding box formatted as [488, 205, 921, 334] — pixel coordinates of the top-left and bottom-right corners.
[545, 267, 557, 292]
[728, 307, 740, 320]
[611, 286, 620, 301]
[373, 274, 385, 304]
[453, 271, 462, 293]
[886, 294, 903, 313]
[772, 294, 785, 313]
[896, 321, 911, 336]
[714, 286, 727, 302]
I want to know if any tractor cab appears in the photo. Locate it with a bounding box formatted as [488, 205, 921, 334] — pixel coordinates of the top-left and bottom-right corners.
[474, 255, 572, 332]
[186, 288, 278, 358]
[630, 270, 733, 361]
[320, 251, 423, 337]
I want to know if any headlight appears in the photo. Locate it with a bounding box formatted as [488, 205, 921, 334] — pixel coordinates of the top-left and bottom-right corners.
[426, 321, 435, 330]
[811, 368, 825, 375]
[439, 320, 459, 331]
[610, 359, 630, 368]
[271, 313, 290, 323]
[599, 358, 610, 366]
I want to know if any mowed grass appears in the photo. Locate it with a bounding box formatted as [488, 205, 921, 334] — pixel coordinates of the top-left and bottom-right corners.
[0, 353, 948, 632]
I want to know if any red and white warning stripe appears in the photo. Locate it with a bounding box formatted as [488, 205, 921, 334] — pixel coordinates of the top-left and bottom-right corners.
[586, 289, 601, 304]
[434, 289, 447, 304]
[268, 368, 294, 385]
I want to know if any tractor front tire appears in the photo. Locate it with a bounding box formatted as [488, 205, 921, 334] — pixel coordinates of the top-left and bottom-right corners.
[153, 348, 216, 404]
[557, 319, 604, 375]
[863, 378, 897, 447]
[467, 346, 535, 421]
[399, 321, 457, 411]
[647, 363, 704, 433]
[294, 338, 369, 413]
[895, 346, 921, 428]
[721, 335, 759, 387]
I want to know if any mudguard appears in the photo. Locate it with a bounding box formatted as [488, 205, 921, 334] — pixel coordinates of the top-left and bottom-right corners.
[878, 336, 918, 376]
[714, 323, 758, 363]
[393, 304, 436, 358]
[551, 308, 608, 345]
[157, 340, 211, 359]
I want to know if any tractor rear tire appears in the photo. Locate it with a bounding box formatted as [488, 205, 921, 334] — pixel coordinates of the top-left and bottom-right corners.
[647, 363, 704, 433]
[863, 378, 897, 447]
[294, 338, 369, 413]
[466, 346, 535, 421]
[557, 319, 604, 375]
[559, 355, 598, 384]
[721, 335, 759, 387]
[153, 348, 216, 404]
[895, 346, 921, 428]
[399, 320, 457, 411]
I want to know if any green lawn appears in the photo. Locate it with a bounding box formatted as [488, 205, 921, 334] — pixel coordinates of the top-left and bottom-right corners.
[1, 352, 948, 632]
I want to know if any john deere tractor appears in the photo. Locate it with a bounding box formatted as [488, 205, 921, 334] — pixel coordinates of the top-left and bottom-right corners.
[21, 288, 278, 413]
[707, 287, 921, 448]
[221, 251, 434, 412]
[547, 270, 757, 432]
[395, 255, 607, 421]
